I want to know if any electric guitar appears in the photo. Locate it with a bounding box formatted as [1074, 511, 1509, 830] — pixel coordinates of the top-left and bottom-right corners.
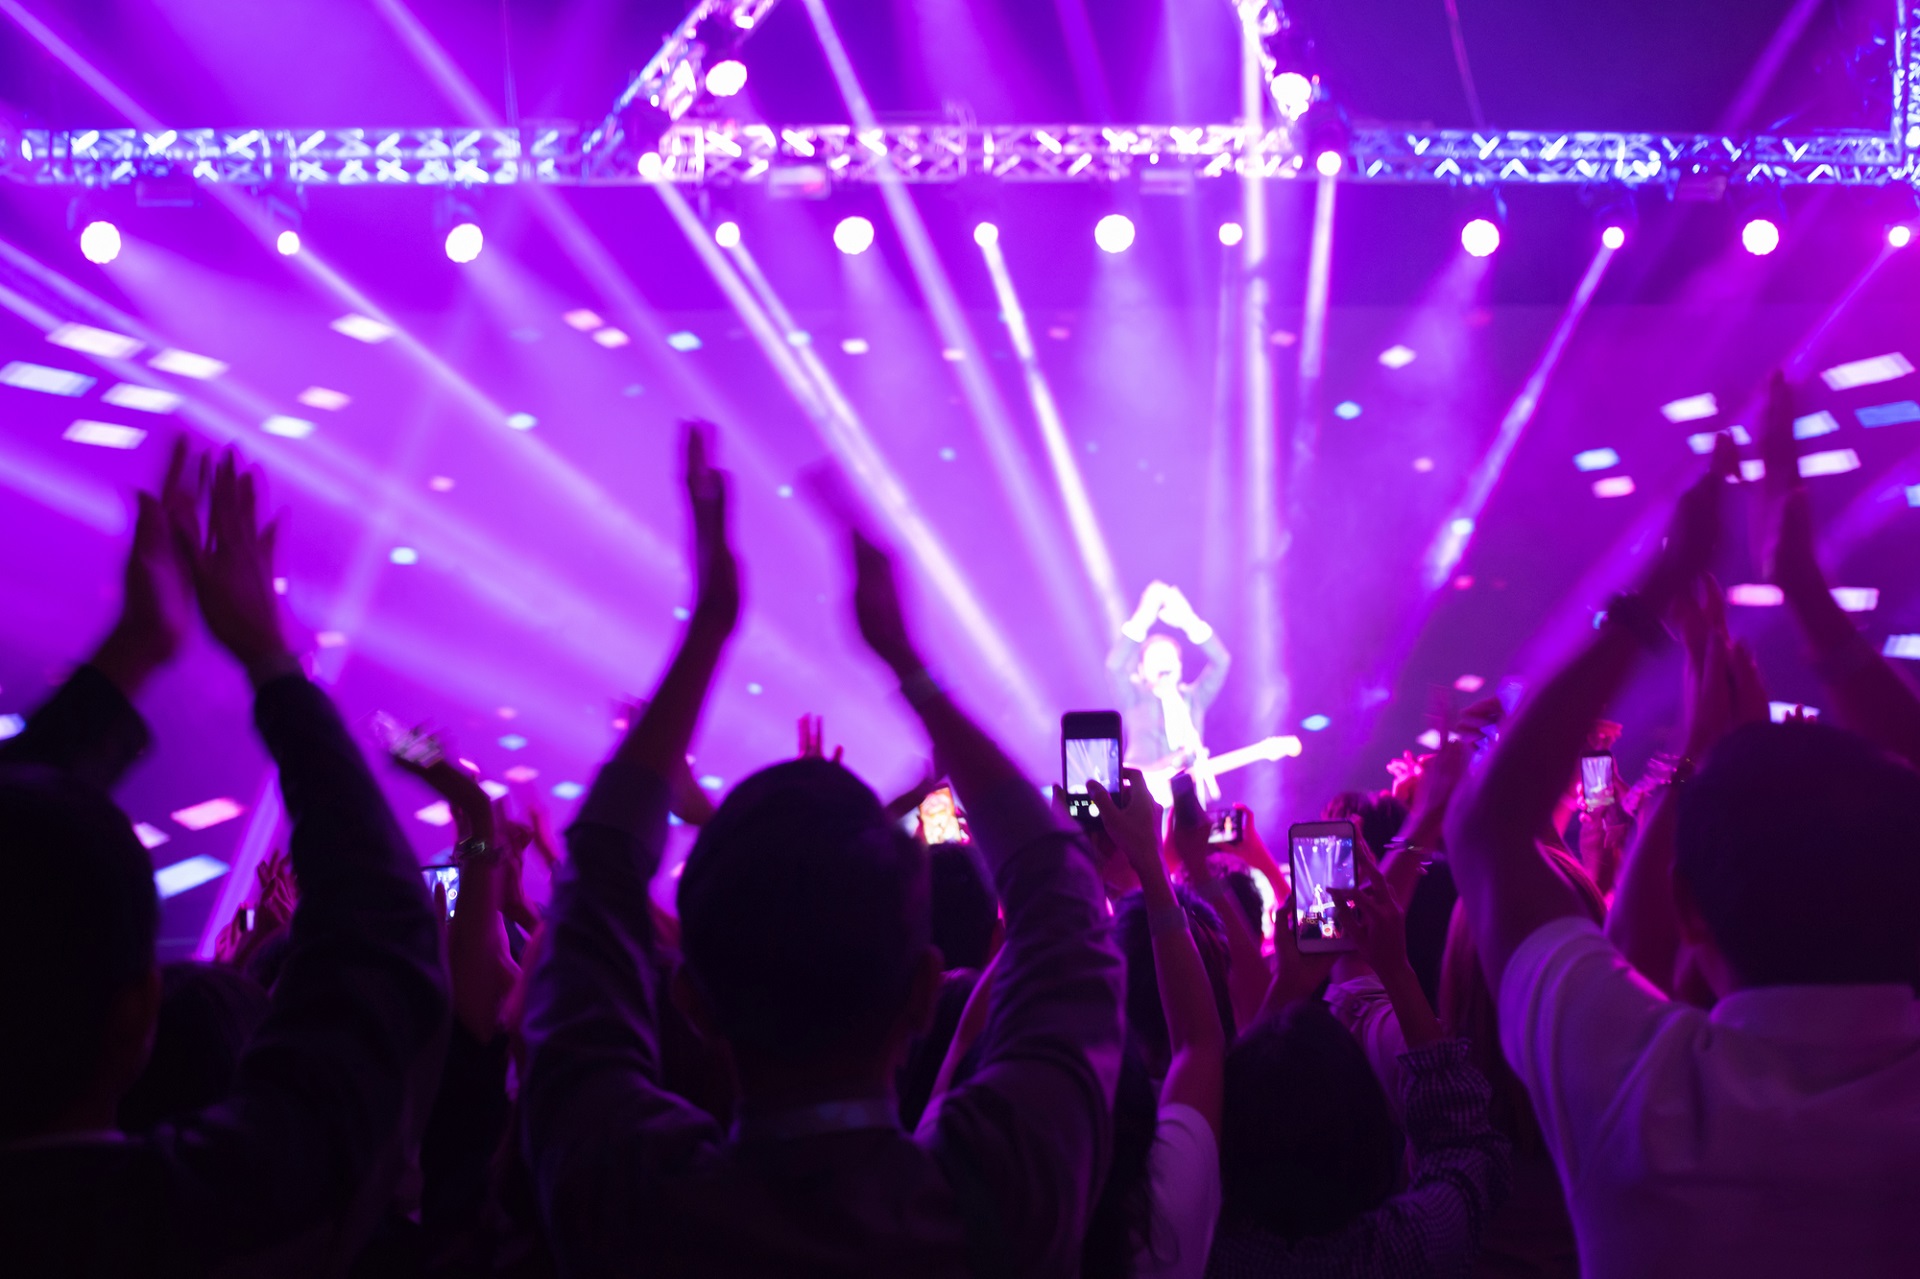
[1140, 734, 1303, 807]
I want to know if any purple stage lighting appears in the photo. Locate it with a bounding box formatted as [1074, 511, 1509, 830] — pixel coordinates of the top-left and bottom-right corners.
[714, 221, 741, 249]
[1315, 150, 1343, 177]
[1890, 225, 1914, 249]
[1461, 218, 1500, 257]
[1741, 217, 1780, 255]
[1219, 222, 1244, 246]
[79, 220, 121, 264]
[1094, 214, 1135, 253]
[972, 222, 999, 248]
[445, 222, 484, 263]
[1271, 71, 1313, 120]
[1601, 225, 1626, 250]
[276, 229, 300, 255]
[833, 216, 875, 255]
[637, 152, 666, 182]
[705, 59, 748, 97]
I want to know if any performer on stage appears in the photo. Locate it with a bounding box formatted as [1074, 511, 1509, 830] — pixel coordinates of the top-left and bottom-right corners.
[1107, 581, 1231, 797]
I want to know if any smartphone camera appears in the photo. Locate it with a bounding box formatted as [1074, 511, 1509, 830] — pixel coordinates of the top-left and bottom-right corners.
[1288, 821, 1360, 953]
[1061, 711, 1123, 826]
[918, 785, 969, 846]
[1580, 751, 1615, 813]
[422, 864, 461, 918]
[1207, 808, 1244, 846]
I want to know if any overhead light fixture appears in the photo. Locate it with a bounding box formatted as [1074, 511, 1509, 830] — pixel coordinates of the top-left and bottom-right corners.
[48, 322, 141, 359]
[1218, 222, 1244, 246]
[79, 220, 122, 264]
[1270, 71, 1314, 120]
[705, 59, 748, 97]
[1093, 213, 1135, 253]
[149, 349, 227, 379]
[1820, 352, 1913, 390]
[331, 313, 396, 343]
[1, 362, 94, 396]
[276, 229, 301, 255]
[297, 386, 350, 411]
[100, 384, 181, 413]
[1741, 216, 1781, 256]
[64, 420, 147, 449]
[261, 415, 316, 439]
[972, 222, 999, 248]
[834, 215, 876, 255]
[1461, 217, 1501, 257]
[445, 222, 484, 263]
[714, 220, 741, 248]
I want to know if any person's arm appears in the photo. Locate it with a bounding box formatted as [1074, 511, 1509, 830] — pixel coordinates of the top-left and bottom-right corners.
[1757, 372, 1920, 769]
[153, 447, 450, 1267]
[1091, 770, 1225, 1137]
[1107, 582, 1164, 683]
[427, 761, 521, 1043]
[1161, 586, 1230, 712]
[1447, 438, 1735, 993]
[518, 424, 737, 1271]
[1341, 840, 1445, 1048]
[854, 532, 1124, 1276]
[1168, 787, 1268, 1034]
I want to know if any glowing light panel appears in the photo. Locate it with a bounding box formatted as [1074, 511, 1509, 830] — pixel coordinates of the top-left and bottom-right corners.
[665, 331, 702, 352]
[1884, 635, 1920, 660]
[1093, 214, 1135, 253]
[80, 220, 122, 264]
[1461, 218, 1500, 257]
[1218, 222, 1244, 246]
[1830, 587, 1879, 612]
[1592, 475, 1636, 498]
[1822, 353, 1913, 390]
[1798, 448, 1860, 477]
[1727, 583, 1786, 607]
[276, 229, 300, 255]
[1856, 401, 1920, 428]
[262, 415, 315, 439]
[331, 314, 395, 343]
[171, 797, 245, 831]
[1574, 447, 1620, 471]
[102, 383, 181, 413]
[48, 322, 140, 359]
[1601, 225, 1626, 249]
[705, 59, 748, 97]
[155, 855, 228, 899]
[1793, 411, 1839, 439]
[297, 386, 350, 411]
[1378, 345, 1416, 369]
[834, 216, 876, 255]
[1662, 393, 1719, 423]
[1, 362, 93, 395]
[714, 221, 740, 249]
[64, 420, 146, 449]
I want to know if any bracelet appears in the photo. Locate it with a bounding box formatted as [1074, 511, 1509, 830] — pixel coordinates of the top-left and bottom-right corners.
[454, 835, 501, 867]
[1601, 592, 1672, 653]
[1147, 903, 1190, 937]
[899, 666, 947, 709]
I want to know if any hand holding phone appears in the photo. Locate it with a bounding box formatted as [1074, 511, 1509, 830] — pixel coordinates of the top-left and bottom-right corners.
[918, 785, 968, 845]
[1288, 821, 1359, 953]
[1580, 751, 1615, 813]
[422, 864, 460, 919]
[1207, 808, 1245, 846]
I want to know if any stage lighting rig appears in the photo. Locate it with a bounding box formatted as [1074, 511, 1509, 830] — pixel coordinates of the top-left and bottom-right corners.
[1581, 184, 1637, 249]
[1734, 180, 1787, 256]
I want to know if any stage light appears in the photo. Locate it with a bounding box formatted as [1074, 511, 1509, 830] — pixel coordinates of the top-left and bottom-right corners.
[1300, 714, 1331, 732]
[552, 781, 585, 800]
[297, 386, 350, 411]
[592, 327, 631, 347]
[155, 855, 229, 899]
[1858, 401, 1920, 427]
[389, 546, 419, 565]
[103, 384, 182, 413]
[1573, 447, 1620, 472]
[415, 801, 453, 827]
[150, 349, 227, 379]
[171, 797, 244, 831]
[1592, 475, 1636, 498]
[1687, 426, 1751, 452]
[49, 322, 141, 359]
[276, 229, 300, 255]
[1378, 345, 1415, 369]
[1270, 71, 1313, 120]
[1219, 222, 1244, 246]
[1315, 149, 1343, 177]
[1461, 217, 1500, 257]
[262, 415, 315, 439]
[705, 59, 748, 97]
[1887, 635, 1920, 660]
[636, 152, 666, 182]
[1454, 674, 1485, 693]
[133, 822, 170, 850]
[563, 309, 603, 331]
[65, 420, 146, 450]
[841, 337, 870, 354]
[1831, 587, 1880, 613]
[1094, 214, 1135, 253]
[1662, 392, 1718, 423]
[1821, 352, 1912, 390]
[1, 362, 93, 396]
[1727, 583, 1785, 607]
[1891, 225, 1913, 249]
[506, 411, 537, 430]
[1602, 225, 1626, 250]
[0, 714, 22, 741]
[499, 734, 528, 751]
[973, 221, 999, 247]
[331, 313, 396, 343]
[834, 215, 876, 255]
[1794, 411, 1839, 438]
[429, 475, 456, 492]
[1334, 401, 1362, 420]
[1741, 217, 1780, 255]
[80, 220, 121, 264]
[1798, 448, 1860, 477]
[714, 220, 740, 248]
[665, 331, 702, 351]
[445, 222, 483, 263]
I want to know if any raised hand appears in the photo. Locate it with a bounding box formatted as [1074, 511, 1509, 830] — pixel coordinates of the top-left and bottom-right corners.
[184, 448, 291, 678]
[684, 421, 740, 637]
[90, 437, 200, 695]
[1644, 432, 1737, 613]
[852, 531, 923, 676]
[1088, 769, 1164, 886]
[797, 714, 844, 764]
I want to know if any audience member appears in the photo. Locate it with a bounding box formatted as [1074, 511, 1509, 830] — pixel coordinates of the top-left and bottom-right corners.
[928, 841, 1001, 970]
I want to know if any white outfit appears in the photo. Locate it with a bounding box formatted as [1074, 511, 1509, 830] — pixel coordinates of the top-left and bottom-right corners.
[1500, 915, 1920, 1279]
[1133, 1101, 1220, 1279]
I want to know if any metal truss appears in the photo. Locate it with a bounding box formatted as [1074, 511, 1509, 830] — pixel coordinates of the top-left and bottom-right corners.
[7, 119, 1910, 190]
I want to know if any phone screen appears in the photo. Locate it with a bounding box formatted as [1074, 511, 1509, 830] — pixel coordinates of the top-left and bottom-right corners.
[422, 864, 460, 918]
[1208, 809, 1244, 845]
[918, 785, 968, 845]
[1064, 736, 1120, 813]
[1580, 752, 1615, 812]
[1289, 825, 1358, 952]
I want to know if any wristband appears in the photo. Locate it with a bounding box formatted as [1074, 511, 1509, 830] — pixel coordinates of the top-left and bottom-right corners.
[1147, 903, 1190, 937]
[899, 667, 947, 710]
[1601, 592, 1671, 653]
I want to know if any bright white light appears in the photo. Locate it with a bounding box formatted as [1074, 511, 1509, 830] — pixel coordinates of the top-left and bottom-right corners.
[154, 855, 228, 899]
[593, 327, 631, 348]
[0, 713, 22, 741]
[48, 322, 140, 359]
[171, 797, 244, 831]
[714, 220, 741, 249]
[1740, 459, 1767, 482]
[79, 220, 121, 264]
[1884, 634, 1920, 660]
[64, 420, 146, 450]
[1573, 447, 1620, 472]
[506, 412, 537, 430]
[1592, 475, 1636, 498]
[1270, 71, 1314, 119]
[1908, 483, 1920, 507]
[941, 347, 965, 362]
[1601, 225, 1626, 250]
[1770, 702, 1820, 722]
[1450, 517, 1474, 536]
[1454, 674, 1485, 693]
[665, 331, 702, 352]
[1891, 225, 1913, 249]
[1727, 583, 1786, 607]
[636, 152, 666, 182]
[1686, 426, 1750, 453]
[390, 546, 419, 565]
[1334, 401, 1362, 420]
[1300, 714, 1331, 732]
[102, 383, 181, 413]
[499, 734, 528, 750]
[552, 781, 585, 800]
[834, 215, 876, 255]
[1662, 392, 1719, 423]
[298, 386, 350, 411]
[316, 630, 347, 648]
[973, 221, 999, 248]
[276, 229, 300, 256]
[1461, 217, 1500, 257]
[1, 362, 93, 396]
[1218, 221, 1244, 246]
[331, 313, 396, 343]
[1831, 587, 1880, 612]
[705, 59, 748, 97]
[563, 309, 604, 331]
[1094, 213, 1136, 254]
[1413, 456, 1435, 472]
[1793, 410, 1839, 439]
[1315, 150, 1343, 177]
[429, 476, 455, 492]
[1378, 344, 1416, 369]
[1742, 217, 1780, 255]
[841, 337, 870, 355]
[445, 222, 483, 263]
[1857, 401, 1920, 427]
[415, 801, 453, 827]
[1820, 352, 1912, 391]
[1799, 448, 1860, 478]
[150, 349, 227, 380]
[133, 822, 169, 850]
[1416, 729, 1443, 750]
[262, 415, 315, 439]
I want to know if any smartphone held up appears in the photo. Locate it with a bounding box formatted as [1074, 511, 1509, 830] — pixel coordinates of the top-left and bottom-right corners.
[1288, 820, 1359, 953]
[1061, 710, 1122, 826]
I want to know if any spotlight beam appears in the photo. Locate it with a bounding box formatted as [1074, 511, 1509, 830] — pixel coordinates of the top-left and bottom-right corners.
[1294, 167, 1339, 482]
[798, 0, 1102, 668]
[976, 233, 1124, 628]
[652, 182, 1055, 741]
[1423, 243, 1615, 590]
